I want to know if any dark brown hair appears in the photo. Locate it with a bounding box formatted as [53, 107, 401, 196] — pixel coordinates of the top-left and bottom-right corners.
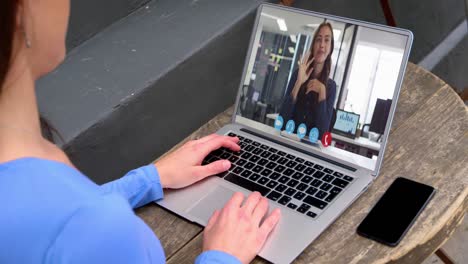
[307, 22, 334, 86]
[0, 0, 19, 91]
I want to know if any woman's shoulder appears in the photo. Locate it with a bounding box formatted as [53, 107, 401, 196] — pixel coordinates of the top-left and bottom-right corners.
[327, 78, 337, 88]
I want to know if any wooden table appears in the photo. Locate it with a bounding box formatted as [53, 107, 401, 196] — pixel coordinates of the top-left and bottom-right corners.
[136, 63, 468, 263]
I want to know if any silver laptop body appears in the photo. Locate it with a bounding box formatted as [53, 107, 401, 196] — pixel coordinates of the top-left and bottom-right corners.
[158, 4, 413, 263]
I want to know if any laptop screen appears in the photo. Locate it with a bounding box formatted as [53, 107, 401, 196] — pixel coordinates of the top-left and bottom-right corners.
[234, 5, 410, 171]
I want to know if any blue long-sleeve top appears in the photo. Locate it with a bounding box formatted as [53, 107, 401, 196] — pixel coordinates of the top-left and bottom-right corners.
[279, 70, 337, 137]
[0, 157, 240, 264]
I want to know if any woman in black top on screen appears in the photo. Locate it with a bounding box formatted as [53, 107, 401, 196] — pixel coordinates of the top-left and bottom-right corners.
[280, 22, 337, 137]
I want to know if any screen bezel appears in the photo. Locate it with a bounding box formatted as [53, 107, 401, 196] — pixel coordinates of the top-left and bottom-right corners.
[356, 177, 435, 246]
[231, 3, 413, 177]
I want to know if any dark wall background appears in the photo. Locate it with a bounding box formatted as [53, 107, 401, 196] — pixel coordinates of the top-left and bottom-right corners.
[66, 0, 151, 49]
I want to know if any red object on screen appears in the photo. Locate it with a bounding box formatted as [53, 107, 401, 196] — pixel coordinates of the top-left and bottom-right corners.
[321, 132, 332, 147]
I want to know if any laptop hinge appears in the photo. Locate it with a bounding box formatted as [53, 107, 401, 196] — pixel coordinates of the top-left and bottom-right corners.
[240, 128, 357, 172]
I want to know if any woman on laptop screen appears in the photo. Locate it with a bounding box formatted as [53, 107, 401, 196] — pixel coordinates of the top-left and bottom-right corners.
[280, 22, 337, 138]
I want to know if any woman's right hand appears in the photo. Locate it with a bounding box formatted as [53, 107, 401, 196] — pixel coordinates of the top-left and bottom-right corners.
[292, 52, 314, 100]
[202, 192, 281, 264]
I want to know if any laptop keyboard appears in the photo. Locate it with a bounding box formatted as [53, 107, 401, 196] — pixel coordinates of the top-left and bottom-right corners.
[202, 132, 355, 219]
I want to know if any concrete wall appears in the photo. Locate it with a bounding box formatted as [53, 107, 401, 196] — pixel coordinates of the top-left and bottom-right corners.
[67, 0, 151, 49]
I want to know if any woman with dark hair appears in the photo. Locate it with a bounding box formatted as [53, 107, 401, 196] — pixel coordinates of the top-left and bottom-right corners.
[0, 0, 280, 263]
[280, 22, 337, 138]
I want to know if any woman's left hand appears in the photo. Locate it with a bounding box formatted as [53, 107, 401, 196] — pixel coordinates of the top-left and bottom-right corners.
[306, 79, 326, 101]
[154, 134, 240, 189]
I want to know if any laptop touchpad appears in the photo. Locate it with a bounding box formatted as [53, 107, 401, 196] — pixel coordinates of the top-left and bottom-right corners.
[187, 185, 236, 225]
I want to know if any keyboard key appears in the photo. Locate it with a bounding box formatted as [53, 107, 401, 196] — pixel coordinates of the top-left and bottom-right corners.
[294, 164, 306, 172]
[252, 141, 261, 147]
[244, 145, 255, 152]
[325, 192, 338, 202]
[266, 161, 277, 170]
[330, 187, 343, 194]
[286, 154, 296, 160]
[241, 152, 252, 159]
[274, 165, 286, 173]
[343, 175, 354, 182]
[275, 184, 287, 192]
[236, 159, 247, 166]
[306, 211, 317, 218]
[304, 168, 316, 175]
[249, 155, 260, 163]
[277, 157, 288, 165]
[304, 195, 328, 210]
[324, 168, 334, 174]
[292, 172, 304, 180]
[294, 192, 306, 200]
[315, 190, 327, 199]
[244, 162, 255, 170]
[269, 172, 281, 180]
[313, 164, 324, 170]
[297, 183, 308, 191]
[252, 148, 263, 155]
[260, 169, 272, 177]
[295, 157, 305, 163]
[238, 136, 244, 140]
[244, 138, 252, 144]
[269, 147, 278, 153]
[313, 171, 325, 179]
[301, 176, 313, 184]
[260, 144, 269, 150]
[297, 203, 311, 214]
[239, 142, 248, 149]
[311, 179, 322, 187]
[228, 132, 237, 137]
[249, 174, 261, 181]
[333, 172, 344, 177]
[278, 196, 292, 205]
[322, 174, 334, 183]
[287, 179, 299, 188]
[285, 188, 296, 196]
[258, 158, 269, 166]
[266, 181, 278, 189]
[269, 154, 280, 162]
[225, 173, 270, 196]
[278, 176, 289, 184]
[233, 167, 244, 174]
[220, 152, 231, 159]
[240, 170, 252, 178]
[267, 191, 282, 201]
[306, 187, 318, 195]
[286, 161, 298, 168]
[260, 151, 271, 158]
[283, 168, 294, 176]
[287, 203, 298, 209]
[305, 161, 314, 167]
[228, 156, 239, 163]
[320, 183, 332, 191]
[332, 178, 350, 188]
[253, 165, 263, 173]
[277, 151, 287, 156]
[258, 177, 269, 185]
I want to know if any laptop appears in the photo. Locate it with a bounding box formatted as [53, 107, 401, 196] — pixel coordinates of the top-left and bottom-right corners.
[333, 110, 360, 139]
[158, 4, 412, 263]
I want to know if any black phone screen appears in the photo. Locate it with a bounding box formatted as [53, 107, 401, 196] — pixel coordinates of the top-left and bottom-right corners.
[357, 177, 435, 246]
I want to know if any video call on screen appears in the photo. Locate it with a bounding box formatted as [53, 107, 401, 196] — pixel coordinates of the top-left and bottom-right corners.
[235, 6, 408, 170]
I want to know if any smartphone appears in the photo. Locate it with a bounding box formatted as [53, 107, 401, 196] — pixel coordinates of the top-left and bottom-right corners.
[357, 177, 435, 246]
